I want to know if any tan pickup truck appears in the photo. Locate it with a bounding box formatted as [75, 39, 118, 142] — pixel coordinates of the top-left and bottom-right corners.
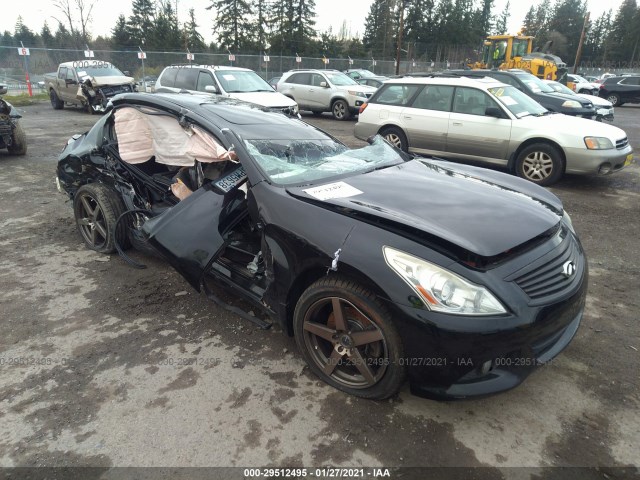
[44, 60, 137, 113]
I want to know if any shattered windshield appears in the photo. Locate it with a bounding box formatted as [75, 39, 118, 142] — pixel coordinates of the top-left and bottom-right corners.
[214, 70, 273, 93]
[244, 136, 407, 186]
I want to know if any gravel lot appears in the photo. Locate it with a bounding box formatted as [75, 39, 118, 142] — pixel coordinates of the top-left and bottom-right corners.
[0, 100, 638, 478]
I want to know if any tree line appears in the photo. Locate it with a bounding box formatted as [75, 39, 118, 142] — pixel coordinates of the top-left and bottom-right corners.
[2, 0, 640, 69]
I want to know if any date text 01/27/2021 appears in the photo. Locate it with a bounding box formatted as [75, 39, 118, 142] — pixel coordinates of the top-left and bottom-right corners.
[243, 468, 391, 477]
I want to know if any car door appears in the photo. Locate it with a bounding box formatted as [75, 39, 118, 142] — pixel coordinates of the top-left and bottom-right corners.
[306, 73, 333, 109]
[618, 76, 640, 102]
[282, 73, 311, 108]
[401, 84, 453, 154]
[445, 87, 512, 164]
[62, 67, 78, 102]
[139, 126, 262, 292]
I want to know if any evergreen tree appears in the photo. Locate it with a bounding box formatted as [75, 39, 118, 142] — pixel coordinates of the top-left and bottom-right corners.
[149, 1, 181, 51]
[494, 1, 510, 35]
[110, 14, 132, 67]
[546, 0, 587, 61]
[207, 0, 253, 51]
[40, 22, 55, 47]
[14, 16, 37, 45]
[606, 0, 639, 62]
[251, 0, 270, 50]
[127, 0, 155, 47]
[183, 8, 205, 51]
[363, 0, 396, 59]
[291, 0, 316, 54]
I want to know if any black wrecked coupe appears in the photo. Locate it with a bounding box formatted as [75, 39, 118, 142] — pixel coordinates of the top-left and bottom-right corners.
[57, 93, 587, 400]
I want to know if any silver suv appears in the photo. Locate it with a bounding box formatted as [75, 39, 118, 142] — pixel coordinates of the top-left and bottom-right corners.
[355, 75, 633, 185]
[155, 65, 298, 116]
[277, 69, 377, 120]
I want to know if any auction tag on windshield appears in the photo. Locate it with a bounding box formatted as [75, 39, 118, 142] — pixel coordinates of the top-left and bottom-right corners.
[304, 182, 363, 201]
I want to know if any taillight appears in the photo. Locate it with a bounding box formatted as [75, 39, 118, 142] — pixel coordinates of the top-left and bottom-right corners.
[359, 103, 368, 114]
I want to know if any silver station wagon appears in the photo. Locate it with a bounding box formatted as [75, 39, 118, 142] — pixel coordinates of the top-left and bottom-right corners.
[354, 75, 633, 185]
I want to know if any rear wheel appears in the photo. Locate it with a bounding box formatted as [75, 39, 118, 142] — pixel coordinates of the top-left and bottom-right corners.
[293, 277, 406, 399]
[331, 99, 350, 121]
[515, 143, 564, 186]
[7, 122, 26, 155]
[73, 184, 127, 254]
[380, 126, 408, 152]
[606, 93, 621, 106]
[50, 90, 64, 110]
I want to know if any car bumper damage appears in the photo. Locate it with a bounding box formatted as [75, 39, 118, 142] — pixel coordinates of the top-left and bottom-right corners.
[76, 77, 136, 112]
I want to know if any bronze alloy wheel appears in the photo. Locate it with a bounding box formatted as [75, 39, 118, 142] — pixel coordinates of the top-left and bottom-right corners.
[72, 184, 126, 254]
[294, 277, 406, 399]
[76, 190, 109, 249]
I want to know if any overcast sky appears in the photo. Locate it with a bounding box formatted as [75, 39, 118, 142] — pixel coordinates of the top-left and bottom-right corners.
[1, 0, 625, 48]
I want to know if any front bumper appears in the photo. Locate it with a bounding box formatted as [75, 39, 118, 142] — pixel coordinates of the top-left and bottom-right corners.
[564, 144, 633, 175]
[385, 233, 588, 400]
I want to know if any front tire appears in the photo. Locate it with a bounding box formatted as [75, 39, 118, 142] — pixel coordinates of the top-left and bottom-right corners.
[331, 99, 350, 121]
[293, 277, 406, 399]
[606, 93, 621, 106]
[7, 122, 26, 155]
[73, 184, 127, 254]
[515, 143, 564, 186]
[50, 90, 64, 110]
[380, 126, 408, 152]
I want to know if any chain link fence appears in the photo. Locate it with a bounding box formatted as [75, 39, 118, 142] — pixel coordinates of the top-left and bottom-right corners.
[1, 44, 639, 94]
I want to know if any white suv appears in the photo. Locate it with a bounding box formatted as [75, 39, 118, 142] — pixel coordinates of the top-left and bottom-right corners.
[155, 65, 298, 116]
[277, 69, 377, 120]
[354, 75, 633, 185]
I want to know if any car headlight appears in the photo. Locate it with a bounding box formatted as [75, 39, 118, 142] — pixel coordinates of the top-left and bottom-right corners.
[562, 210, 575, 233]
[584, 136, 613, 150]
[561, 100, 581, 108]
[347, 90, 367, 98]
[383, 246, 506, 316]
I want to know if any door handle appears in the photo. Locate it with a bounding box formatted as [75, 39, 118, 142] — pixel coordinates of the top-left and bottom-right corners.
[403, 115, 412, 120]
[452, 122, 462, 126]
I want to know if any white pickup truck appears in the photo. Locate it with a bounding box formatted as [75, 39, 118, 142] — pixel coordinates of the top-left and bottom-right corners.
[44, 60, 137, 113]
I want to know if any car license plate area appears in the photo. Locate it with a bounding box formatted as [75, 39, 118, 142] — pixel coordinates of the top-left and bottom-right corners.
[624, 154, 633, 167]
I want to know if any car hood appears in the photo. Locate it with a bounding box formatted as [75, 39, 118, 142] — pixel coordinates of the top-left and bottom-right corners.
[547, 91, 594, 108]
[576, 93, 612, 107]
[287, 159, 563, 258]
[229, 91, 297, 108]
[517, 113, 626, 142]
[87, 75, 135, 86]
[335, 84, 377, 94]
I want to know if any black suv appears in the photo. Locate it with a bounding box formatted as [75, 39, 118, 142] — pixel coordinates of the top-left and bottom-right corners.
[598, 75, 640, 106]
[449, 69, 597, 119]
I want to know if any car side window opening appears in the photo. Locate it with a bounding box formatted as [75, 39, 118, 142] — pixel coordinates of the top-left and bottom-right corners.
[174, 68, 199, 90]
[289, 73, 311, 85]
[621, 77, 640, 85]
[112, 106, 235, 200]
[66, 68, 76, 81]
[452, 87, 498, 116]
[196, 71, 216, 92]
[160, 67, 179, 87]
[375, 84, 420, 106]
[58, 67, 67, 80]
[411, 85, 454, 112]
[311, 74, 325, 87]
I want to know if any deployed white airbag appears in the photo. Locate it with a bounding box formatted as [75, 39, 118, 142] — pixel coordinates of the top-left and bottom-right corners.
[114, 107, 232, 165]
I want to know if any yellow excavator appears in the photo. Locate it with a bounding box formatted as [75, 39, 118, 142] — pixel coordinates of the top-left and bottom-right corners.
[469, 35, 568, 82]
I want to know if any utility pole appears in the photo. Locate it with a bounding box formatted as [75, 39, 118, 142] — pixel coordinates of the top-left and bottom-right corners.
[573, 12, 590, 74]
[395, 0, 409, 75]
